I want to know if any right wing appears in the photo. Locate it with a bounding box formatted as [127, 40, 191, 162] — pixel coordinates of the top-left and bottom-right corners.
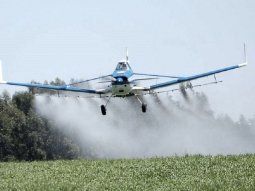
[3, 82, 103, 94]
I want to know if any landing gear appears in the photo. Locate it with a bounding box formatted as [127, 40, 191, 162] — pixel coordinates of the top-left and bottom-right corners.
[100, 94, 147, 115]
[142, 103, 147, 113]
[100, 94, 113, 115]
[101, 105, 106, 115]
[135, 95, 147, 113]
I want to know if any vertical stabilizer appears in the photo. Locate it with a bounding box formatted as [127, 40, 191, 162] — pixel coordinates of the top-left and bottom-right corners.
[125, 47, 132, 70]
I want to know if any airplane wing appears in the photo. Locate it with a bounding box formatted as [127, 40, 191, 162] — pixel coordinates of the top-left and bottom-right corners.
[3, 82, 104, 94]
[150, 63, 247, 90]
[0, 63, 106, 94]
[150, 44, 248, 90]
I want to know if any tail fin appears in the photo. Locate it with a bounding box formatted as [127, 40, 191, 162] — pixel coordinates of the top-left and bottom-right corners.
[0, 61, 6, 84]
[125, 47, 133, 70]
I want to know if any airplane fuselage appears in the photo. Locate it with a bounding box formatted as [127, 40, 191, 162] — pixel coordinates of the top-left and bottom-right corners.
[110, 60, 134, 97]
[111, 83, 132, 96]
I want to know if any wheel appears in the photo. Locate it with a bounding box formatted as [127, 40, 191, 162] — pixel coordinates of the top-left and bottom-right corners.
[101, 105, 106, 115]
[142, 104, 147, 113]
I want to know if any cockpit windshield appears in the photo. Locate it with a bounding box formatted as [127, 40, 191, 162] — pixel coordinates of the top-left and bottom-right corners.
[116, 62, 128, 71]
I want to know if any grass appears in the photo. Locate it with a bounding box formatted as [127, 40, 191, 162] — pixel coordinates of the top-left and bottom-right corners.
[1, 155, 255, 191]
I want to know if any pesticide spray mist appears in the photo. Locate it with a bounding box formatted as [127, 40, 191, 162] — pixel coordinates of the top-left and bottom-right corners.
[34, 90, 255, 159]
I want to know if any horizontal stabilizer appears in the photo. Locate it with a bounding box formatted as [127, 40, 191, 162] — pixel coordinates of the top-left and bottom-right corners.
[98, 80, 114, 84]
[131, 78, 158, 83]
[133, 73, 183, 79]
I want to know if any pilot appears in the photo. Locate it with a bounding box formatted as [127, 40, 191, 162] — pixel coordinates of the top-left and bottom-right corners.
[117, 61, 128, 70]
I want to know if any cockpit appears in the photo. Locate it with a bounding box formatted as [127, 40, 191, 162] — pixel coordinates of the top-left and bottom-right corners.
[116, 61, 128, 71]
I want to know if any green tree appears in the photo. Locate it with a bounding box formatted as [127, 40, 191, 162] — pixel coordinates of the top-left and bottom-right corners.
[12, 92, 34, 115]
[0, 91, 81, 161]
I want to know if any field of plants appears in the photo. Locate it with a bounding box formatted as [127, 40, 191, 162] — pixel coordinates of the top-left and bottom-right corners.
[1, 155, 255, 190]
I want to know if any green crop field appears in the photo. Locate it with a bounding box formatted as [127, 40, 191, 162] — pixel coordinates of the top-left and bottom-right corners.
[1, 155, 255, 191]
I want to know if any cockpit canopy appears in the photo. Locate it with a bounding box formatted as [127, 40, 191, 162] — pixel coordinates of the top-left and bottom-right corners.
[116, 61, 128, 71]
[112, 59, 133, 78]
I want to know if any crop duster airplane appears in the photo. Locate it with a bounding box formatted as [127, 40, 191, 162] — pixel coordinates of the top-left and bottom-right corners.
[0, 46, 247, 115]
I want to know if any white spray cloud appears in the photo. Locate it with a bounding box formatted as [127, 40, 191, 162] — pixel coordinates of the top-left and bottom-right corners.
[34, 91, 255, 159]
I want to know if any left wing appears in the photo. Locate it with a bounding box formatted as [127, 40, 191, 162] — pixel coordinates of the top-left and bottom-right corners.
[150, 44, 248, 90]
[150, 63, 247, 90]
[0, 63, 105, 94]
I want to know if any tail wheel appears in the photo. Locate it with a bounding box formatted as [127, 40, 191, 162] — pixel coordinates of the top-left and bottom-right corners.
[101, 105, 106, 115]
[142, 104, 147, 113]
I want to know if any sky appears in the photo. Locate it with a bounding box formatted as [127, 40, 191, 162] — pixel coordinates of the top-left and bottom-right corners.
[0, 0, 254, 119]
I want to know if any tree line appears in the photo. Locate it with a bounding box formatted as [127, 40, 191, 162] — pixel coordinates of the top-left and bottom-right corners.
[0, 78, 255, 161]
[0, 78, 82, 161]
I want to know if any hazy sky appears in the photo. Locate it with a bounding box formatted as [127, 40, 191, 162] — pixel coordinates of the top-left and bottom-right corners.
[0, 0, 254, 119]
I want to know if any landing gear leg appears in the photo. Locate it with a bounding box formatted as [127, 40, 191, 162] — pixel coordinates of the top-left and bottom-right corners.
[101, 94, 113, 115]
[135, 95, 147, 113]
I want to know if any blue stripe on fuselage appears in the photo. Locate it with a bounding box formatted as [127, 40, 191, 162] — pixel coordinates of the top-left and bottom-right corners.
[112, 69, 134, 79]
